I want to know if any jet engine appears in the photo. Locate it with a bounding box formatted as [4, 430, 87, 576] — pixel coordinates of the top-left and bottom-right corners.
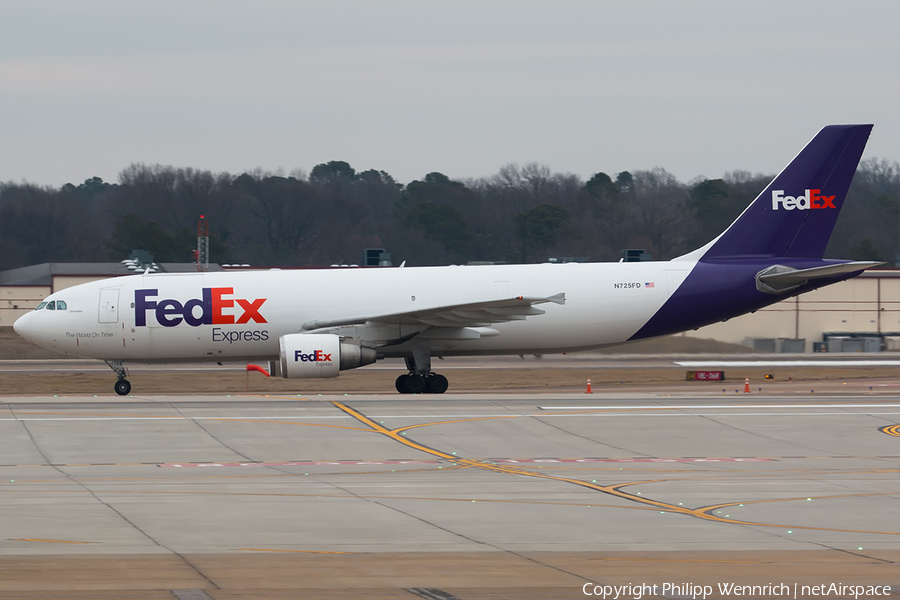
[278, 333, 376, 378]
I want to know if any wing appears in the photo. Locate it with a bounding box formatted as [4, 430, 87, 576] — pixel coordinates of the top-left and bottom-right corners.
[301, 293, 566, 331]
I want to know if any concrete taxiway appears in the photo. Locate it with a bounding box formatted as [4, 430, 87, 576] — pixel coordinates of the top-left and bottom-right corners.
[1, 391, 898, 598]
[2, 353, 899, 373]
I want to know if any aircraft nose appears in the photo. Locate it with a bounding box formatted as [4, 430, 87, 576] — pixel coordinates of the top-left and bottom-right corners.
[13, 312, 33, 341]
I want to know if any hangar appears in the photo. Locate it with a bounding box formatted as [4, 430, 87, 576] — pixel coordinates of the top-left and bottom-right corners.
[0, 262, 223, 326]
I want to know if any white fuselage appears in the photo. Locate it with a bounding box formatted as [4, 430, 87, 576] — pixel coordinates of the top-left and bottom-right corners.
[14, 262, 694, 362]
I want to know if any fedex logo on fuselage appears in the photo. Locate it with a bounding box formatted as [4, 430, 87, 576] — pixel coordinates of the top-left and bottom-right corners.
[771, 189, 836, 211]
[294, 350, 332, 363]
[135, 287, 267, 327]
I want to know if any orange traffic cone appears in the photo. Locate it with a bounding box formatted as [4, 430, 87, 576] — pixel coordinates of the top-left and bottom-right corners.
[743, 377, 750, 393]
[585, 378, 593, 394]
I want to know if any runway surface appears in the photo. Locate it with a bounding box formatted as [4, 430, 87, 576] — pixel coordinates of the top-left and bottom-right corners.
[1, 392, 898, 598]
[3, 353, 899, 373]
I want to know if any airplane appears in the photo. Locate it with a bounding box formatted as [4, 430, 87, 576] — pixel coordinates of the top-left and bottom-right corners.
[13, 124, 882, 395]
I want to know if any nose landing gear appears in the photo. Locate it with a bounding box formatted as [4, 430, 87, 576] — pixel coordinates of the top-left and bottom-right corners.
[114, 379, 132, 395]
[105, 360, 131, 396]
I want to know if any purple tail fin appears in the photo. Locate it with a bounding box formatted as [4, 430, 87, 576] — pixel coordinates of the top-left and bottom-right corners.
[700, 124, 872, 260]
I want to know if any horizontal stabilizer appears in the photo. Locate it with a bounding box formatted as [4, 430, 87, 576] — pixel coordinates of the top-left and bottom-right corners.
[756, 261, 883, 294]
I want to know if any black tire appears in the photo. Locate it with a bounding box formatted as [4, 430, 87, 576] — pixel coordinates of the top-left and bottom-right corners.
[114, 379, 131, 396]
[426, 374, 449, 394]
[395, 374, 410, 394]
[405, 374, 426, 394]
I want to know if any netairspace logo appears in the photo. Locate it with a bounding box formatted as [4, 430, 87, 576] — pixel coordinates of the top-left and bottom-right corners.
[771, 189, 836, 211]
[582, 581, 894, 599]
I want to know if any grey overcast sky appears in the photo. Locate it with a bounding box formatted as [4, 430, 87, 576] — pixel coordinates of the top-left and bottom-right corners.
[1, 0, 898, 187]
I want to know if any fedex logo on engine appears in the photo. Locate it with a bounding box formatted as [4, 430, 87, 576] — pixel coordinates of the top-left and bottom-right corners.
[135, 287, 267, 327]
[294, 350, 332, 363]
[771, 189, 836, 211]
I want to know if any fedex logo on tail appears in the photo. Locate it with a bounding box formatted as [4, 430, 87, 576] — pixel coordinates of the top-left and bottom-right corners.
[771, 189, 836, 211]
[294, 350, 332, 363]
[135, 287, 267, 327]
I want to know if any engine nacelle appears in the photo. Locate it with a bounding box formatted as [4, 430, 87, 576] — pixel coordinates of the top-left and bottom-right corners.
[278, 333, 376, 379]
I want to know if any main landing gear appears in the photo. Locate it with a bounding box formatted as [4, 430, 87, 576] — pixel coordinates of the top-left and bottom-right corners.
[395, 372, 449, 394]
[395, 351, 448, 394]
[106, 360, 131, 396]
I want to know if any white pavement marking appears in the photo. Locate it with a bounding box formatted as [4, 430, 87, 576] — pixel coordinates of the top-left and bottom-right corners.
[539, 404, 900, 410]
[3, 405, 900, 421]
[531, 412, 900, 417]
[675, 360, 900, 367]
[158, 457, 775, 468]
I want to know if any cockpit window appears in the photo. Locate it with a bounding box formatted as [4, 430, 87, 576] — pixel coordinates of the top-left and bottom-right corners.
[35, 302, 48, 310]
[56, 300, 67, 310]
[45, 301, 56, 310]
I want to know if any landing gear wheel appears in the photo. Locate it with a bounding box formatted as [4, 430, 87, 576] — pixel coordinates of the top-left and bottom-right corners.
[395, 374, 410, 394]
[426, 374, 449, 394]
[405, 374, 426, 394]
[114, 379, 131, 396]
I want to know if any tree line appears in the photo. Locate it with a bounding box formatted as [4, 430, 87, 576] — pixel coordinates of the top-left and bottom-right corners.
[1, 158, 897, 272]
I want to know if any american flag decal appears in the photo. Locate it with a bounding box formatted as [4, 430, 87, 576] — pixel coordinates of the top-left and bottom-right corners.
[645, 282, 655, 288]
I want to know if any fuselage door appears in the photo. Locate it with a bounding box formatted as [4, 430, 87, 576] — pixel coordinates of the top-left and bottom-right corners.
[99, 288, 120, 323]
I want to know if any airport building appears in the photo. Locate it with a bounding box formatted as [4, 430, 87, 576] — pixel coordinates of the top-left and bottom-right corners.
[0, 262, 223, 326]
[1, 262, 898, 352]
[682, 268, 899, 352]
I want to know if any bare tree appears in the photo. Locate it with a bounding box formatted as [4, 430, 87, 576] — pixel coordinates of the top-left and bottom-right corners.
[628, 168, 690, 259]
